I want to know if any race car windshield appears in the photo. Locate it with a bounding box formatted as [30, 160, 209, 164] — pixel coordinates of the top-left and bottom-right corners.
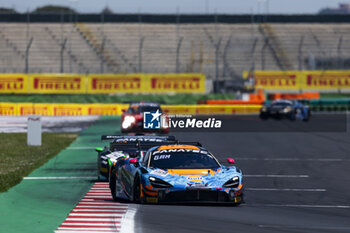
[149, 152, 220, 169]
[126, 106, 161, 114]
[271, 102, 292, 107]
[139, 106, 161, 113]
[113, 148, 141, 158]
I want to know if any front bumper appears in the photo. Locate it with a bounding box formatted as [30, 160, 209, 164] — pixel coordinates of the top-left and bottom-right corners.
[260, 111, 294, 118]
[142, 185, 244, 204]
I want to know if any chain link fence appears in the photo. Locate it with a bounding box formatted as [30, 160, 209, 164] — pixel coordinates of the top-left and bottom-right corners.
[0, 13, 349, 87]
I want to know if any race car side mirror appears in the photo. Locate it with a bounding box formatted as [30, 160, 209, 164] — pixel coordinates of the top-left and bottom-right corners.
[129, 158, 138, 164]
[227, 158, 235, 164]
[95, 147, 103, 152]
[121, 109, 126, 113]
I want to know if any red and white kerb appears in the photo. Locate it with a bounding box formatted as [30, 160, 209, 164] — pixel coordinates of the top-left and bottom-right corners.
[55, 182, 128, 233]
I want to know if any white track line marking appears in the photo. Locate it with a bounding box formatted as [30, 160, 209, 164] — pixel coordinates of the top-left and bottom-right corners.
[23, 176, 96, 180]
[236, 157, 350, 162]
[244, 175, 309, 178]
[120, 205, 137, 233]
[250, 204, 350, 208]
[246, 188, 326, 191]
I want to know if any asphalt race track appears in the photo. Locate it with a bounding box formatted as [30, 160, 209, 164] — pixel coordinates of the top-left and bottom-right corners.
[133, 115, 350, 233]
[1, 115, 349, 233]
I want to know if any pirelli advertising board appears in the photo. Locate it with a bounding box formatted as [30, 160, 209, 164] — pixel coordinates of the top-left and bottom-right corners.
[28, 74, 86, 94]
[243, 70, 350, 91]
[0, 103, 261, 116]
[0, 74, 28, 93]
[243, 71, 301, 90]
[148, 74, 206, 93]
[304, 71, 350, 89]
[0, 73, 206, 94]
[87, 73, 205, 94]
[87, 74, 146, 94]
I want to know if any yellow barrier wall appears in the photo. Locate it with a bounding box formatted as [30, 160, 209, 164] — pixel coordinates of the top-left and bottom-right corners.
[148, 74, 206, 93]
[28, 74, 86, 94]
[162, 105, 262, 115]
[0, 73, 206, 94]
[0, 103, 261, 116]
[0, 74, 28, 93]
[87, 74, 146, 94]
[243, 70, 350, 91]
[302, 70, 350, 89]
[243, 71, 300, 90]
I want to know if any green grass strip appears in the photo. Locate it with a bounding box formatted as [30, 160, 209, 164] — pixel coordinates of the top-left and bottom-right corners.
[0, 133, 78, 192]
[0, 93, 235, 104]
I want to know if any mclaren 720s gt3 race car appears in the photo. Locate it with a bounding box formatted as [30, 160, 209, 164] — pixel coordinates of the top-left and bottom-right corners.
[260, 99, 311, 121]
[108, 142, 244, 205]
[96, 135, 177, 181]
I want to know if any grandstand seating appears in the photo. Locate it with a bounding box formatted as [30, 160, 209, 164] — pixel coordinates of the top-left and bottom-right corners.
[0, 23, 349, 78]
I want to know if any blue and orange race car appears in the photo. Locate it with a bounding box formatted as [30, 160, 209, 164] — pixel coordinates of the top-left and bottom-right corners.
[108, 142, 244, 205]
[260, 99, 311, 121]
[96, 135, 177, 181]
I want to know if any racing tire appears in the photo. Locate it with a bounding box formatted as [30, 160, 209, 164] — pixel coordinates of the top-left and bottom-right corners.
[302, 109, 311, 122]
[109, 168, 121, 201]
[259, 113, 268, 120]
[289, 111, 296, 121]
[133, 176, 145, 204]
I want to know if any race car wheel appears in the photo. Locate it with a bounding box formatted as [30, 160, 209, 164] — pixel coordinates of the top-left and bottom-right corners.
[109, 168, 120, 201]
[289, 110, 297, 121]
[259, 113, 268, 120]
[302, 109, 311, 122]
[133, 176, 144, 204]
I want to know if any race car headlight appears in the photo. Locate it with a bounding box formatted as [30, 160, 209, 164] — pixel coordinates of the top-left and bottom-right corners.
[283, 107, 292, 113]
[122, 116, 136, 129]
[149, 176, 173, 188]
[223, 176, 239, 188]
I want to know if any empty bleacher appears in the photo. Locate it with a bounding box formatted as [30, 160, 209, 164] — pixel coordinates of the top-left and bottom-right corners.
[0, 23, 349, 79]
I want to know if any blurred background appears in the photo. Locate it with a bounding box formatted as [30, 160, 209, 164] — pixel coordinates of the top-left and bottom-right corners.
[0, 1, 350, 113]
[0, 2, 350, 81]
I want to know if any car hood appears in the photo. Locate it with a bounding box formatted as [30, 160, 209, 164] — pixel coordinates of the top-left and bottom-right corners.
[270, 105, 288, 110]
[146, 167, 241, 187]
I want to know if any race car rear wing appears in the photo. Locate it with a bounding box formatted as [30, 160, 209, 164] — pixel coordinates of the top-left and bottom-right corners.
[176, 142, 203, 147]
[101, 135, 176, 142]
[110, 141, 203, 158]
[101, 135, 202, 152]
[111, 141, 202, 150]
